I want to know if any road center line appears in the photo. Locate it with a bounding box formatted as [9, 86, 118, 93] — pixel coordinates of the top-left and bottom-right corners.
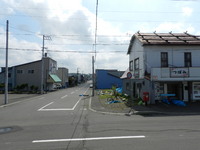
[32, 135, 145, 143]
[61, 95, 68, 99]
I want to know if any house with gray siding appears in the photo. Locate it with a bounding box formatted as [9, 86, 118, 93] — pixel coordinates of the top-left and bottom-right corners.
[0, 57, 64, 92]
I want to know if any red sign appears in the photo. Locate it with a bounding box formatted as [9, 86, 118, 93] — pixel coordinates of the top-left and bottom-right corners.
[127, 72, 132, 79]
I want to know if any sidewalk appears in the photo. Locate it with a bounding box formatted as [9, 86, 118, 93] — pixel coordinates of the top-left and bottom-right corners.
[90, 92, 200, 116]
[0, 94, 39, 106]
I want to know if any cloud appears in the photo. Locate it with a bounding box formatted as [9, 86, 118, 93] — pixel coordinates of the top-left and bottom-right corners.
[0, 0, 128, 73]
[155, 22, 195, 33]
[182, 7, 193, 16]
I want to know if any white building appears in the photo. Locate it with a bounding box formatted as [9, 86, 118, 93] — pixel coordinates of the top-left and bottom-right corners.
[123, 32, 200, 103]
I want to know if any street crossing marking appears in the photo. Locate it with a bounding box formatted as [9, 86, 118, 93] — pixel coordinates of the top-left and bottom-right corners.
[32, 135, 146, 143]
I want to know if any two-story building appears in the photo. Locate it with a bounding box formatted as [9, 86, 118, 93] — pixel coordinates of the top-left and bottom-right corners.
[123, 32, 200, 104]
[0, 57, 68, 92]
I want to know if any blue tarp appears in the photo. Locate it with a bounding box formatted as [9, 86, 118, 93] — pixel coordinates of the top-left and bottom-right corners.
[162, 99, 186, 106]
[116, 88, 122, 93]
[171, 99, 186, 106]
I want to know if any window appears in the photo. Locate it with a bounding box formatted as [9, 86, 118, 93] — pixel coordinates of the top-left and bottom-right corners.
[134, 58, 139, 70]
[8, 73, 11, 78]
[17, 70, 23, 74]
[28, 70, 34, 74]
[126, 82, 130, 90]
[129, 60, 133, 71]
[184, 52, 192, 67]
[161, 52, 168, 67]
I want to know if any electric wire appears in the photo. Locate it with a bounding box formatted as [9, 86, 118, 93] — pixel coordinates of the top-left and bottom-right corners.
[0, 47, 126, 53]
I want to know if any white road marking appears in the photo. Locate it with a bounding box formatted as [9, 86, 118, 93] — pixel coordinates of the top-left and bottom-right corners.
[71, 92, 75, 94]
[32, 135, 145, 143]
[38, 97, 82, 111]
[38, 102, 54, 111]
[38, 108, 74, 111]
[61, 95, 68, 99]
[38, 87, 90, 111]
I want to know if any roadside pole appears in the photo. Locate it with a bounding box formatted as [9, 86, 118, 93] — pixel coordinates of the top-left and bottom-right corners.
[41, 35, 45, 94]
[4, 20, 9, 104]
[92, 56, 95, 96]
[41, 35, 51, 94]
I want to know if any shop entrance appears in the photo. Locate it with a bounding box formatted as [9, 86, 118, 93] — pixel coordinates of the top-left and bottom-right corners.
[167, 83, 183, 100]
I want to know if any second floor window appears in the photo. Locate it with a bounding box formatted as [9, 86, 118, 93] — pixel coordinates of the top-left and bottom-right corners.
[28, 70, 34, 74]
[161, 52, 168, 67]
[17, 70, 23, 74]
[134, 58, 139, 70]
[184, 52, 192, 67]
[129, 60, 133, 71]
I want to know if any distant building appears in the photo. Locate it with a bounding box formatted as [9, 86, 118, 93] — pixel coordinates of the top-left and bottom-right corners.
[57, 67, 69, 88]
[0, 57, 68, 92]
[124, 32, 200, 103]
[96, 69, 124, 89]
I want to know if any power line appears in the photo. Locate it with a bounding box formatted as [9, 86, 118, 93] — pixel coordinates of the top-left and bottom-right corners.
[0, 47, 126, 53]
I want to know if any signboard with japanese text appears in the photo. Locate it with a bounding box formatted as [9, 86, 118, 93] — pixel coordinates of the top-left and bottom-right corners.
[170, 68, 189, 78]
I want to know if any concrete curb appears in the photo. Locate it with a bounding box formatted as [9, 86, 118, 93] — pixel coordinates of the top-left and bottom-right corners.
[89, 96, 200, 116]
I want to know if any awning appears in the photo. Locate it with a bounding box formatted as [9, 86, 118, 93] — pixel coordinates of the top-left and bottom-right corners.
[49, 74, 61, 82]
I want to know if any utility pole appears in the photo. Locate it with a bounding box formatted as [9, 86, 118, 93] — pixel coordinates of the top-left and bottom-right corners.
[41, 35, 45, 94]
[41, 35, 51, 94]
[92, 0, 98, 96]
[92, 56, 94, 96]
[4, 20, 9, 104]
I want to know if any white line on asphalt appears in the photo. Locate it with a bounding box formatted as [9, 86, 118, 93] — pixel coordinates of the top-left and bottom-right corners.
[38, 102, 54, 111]
[38, 87, 90, 111]
[71, 92, 75, 94]
[38, 108, 74, 111]
[61, 95, 68, 99]
[32, 135, 145, 143]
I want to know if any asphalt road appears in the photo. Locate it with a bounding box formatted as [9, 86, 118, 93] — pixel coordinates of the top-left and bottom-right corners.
[0, 82, 200, 150]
